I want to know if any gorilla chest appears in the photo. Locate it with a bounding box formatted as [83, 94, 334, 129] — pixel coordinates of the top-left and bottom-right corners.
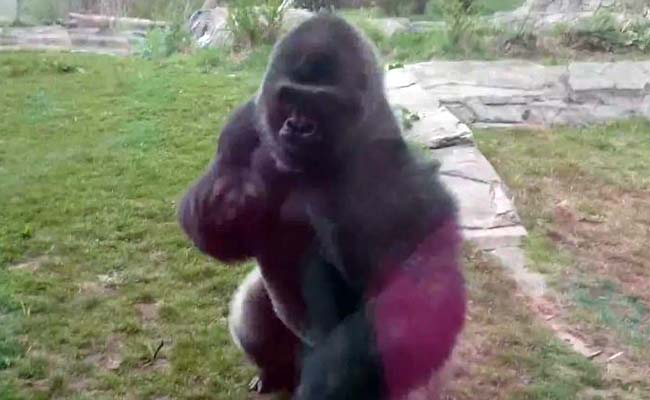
[258, 221, 360, 341]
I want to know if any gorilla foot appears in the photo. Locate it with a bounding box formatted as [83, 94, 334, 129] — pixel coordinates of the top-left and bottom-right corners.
[248, 371, 296, 394]
[248, 376, 264, 393]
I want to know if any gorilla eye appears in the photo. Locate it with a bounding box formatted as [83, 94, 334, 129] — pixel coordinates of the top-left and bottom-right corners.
[293, 52, 338, 85]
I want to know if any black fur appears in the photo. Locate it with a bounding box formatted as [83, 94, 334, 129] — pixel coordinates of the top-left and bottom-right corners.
[180, 14, 465, 400]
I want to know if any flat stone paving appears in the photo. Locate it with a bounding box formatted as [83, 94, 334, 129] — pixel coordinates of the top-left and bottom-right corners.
[385, 67, 528, 252]
[400, 59, 650, 129]
[386, 66, 547, 313]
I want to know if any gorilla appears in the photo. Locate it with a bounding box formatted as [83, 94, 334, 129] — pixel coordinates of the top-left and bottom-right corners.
[179, 14, 465, 400]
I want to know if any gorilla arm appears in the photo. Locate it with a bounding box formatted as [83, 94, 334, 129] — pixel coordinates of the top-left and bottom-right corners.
[179, 100, 265, 262]
[296, 140, 466, 400]
[296, 218, 465, 400]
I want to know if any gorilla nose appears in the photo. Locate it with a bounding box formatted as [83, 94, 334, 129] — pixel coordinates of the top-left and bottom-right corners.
[287, 117, 316, 135]
[281, 115, 318, 141]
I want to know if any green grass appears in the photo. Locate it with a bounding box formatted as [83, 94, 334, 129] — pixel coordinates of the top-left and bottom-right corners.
[342, 7, 515, 64]
[0, 50, 268, 399]
[0, 51, 637, 399]
[350, 18, 498, 63]
[341, 0, 523, 20]
[476, 0, 524, 15]
[426, 0, 524, 19]
[476, 120, 650, 393]
[446, 248, 607, 400]
[476, 120, 650, 216]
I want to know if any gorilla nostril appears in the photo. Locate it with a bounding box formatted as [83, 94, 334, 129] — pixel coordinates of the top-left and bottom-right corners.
[282, 116, 317, 139]
[286, 118, 299, 131]
[301, 121, 316, 135]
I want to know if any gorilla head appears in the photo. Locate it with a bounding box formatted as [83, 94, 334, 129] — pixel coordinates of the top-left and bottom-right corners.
[255, 15, 390, 172]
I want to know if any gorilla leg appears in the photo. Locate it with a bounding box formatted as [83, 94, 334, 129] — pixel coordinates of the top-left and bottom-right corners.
[229, 268, 302, 393]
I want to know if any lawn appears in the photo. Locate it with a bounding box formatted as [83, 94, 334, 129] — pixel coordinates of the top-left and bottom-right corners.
[0, 51, 641, 399]
[341, 0, 524, 20]
[426, 0, 524, 19]
[476, 120, 650, 397]
[0, 50, 267, 399]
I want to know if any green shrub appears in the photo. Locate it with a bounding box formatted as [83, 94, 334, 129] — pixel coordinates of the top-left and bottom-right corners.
[393, 106, 420, 131]
[442, 0, 479, 50]
[227, 0, 287, 49]
[353, 18, 388, 48]
[427, 0, 523, 19]
[293, 0, 338, 11]
[550, 22, 571, 38]
[498, 29, 537, 55]
[558, 12, 650, 54]
[624, 20, 650, 52]
[138, 24, 191, 60]
[561, 11, 627, 52]
[130, 0, 203, 22]
[22, 0, 203, 23]
[387, 30, 446, 62]
[25, 0, 76, 23]
[193, 47, 225, 72]
[376, 0, 427, 16]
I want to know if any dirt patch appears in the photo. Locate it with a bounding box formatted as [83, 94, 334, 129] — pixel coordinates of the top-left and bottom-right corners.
[68, 378, 94, 392]
[148, 251, 168, 263]
[97, 272, 124, 289]
[135, 302, 160, 325]
[84, 335, 124, 371]
[78, 281, 116, 296]
[138, 357, 170, 374]
[549, 187, 650, 304]
[8, 256, 60, 272]
[506, 181, 649, 374]
[477, 125, 650, 394]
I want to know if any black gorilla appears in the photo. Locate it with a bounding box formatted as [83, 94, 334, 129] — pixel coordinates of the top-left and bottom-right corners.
[180, 14, 465, 400]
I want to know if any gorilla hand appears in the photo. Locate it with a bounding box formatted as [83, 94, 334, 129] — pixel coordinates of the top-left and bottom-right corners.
[180, 165, 266, 262]
[210, 169, 265, 224]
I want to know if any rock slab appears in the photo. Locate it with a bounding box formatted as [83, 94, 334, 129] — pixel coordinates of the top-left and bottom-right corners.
[386, 67, 527, 250]
[402, 59, 650, 128]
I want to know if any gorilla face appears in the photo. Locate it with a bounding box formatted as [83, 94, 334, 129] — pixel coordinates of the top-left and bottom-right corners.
[257, 16, 376, 171]
[265, 81, 360, 164]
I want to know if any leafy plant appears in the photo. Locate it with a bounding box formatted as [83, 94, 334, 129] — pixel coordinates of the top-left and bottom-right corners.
[498, 29, 537, 55]
[557, 12, 650, 54]
[24, 0, 74, 23]
[376, 0, 427, 16]
[293, 0, 338, 11]
[442, 0, 479, 49]
[561, 11, 627, 52]
[623, 20, 650, 51]
[138, 24, 191, 60]
[130, 0, 203, 21]
[193, 47, 225, 72]
[392, 106, 420, 131]
[227, 0, 288, 49]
